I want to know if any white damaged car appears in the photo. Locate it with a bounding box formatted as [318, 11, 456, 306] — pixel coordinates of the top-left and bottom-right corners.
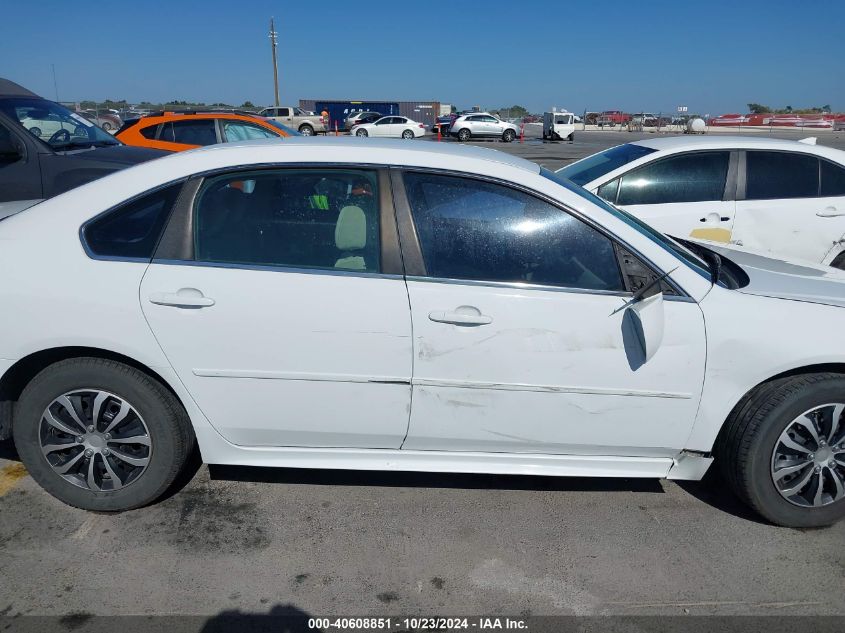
[0, 138, 844, 527]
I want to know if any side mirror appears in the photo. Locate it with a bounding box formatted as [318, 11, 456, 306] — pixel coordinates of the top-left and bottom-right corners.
[627, 292, 665, 363]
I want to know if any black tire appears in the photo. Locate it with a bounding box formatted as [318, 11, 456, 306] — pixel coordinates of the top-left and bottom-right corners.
[457, 128, 471, 142]
[13, 358, 195, 512]
[29, 127, 41, 137]
[100, 121, 112, 132]
[502, 129, 516, 143]
[356, 129, 368, 137]
[402, 129, 414, 140]
[830, 252, 845, 270]
[715, 373, 845, 527]
[298, 124, 314, 136]
[567, 133, 574, 142]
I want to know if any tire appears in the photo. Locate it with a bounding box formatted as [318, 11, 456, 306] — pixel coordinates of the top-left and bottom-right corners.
[715, 373, 845, 527]
[298, 124, 314, 136]
[502, 129, 516, 143]
[100, 121, 112, 132]
[830, 252, 845, 270]
[402, 129, 414, 140]
[29, 127, 41, 137]
[567, 133, 574, 142]
[457, 128, 471, 142]
[13, 358, 195, 512]
[356, 129, 368, 137]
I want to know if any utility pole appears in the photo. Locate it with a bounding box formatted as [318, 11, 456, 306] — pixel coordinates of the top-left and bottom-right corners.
[269, 17, 280, 107]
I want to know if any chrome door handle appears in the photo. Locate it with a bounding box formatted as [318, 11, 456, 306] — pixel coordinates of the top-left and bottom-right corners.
[149, 289, 215, 308]
[429, 310, 492, 326]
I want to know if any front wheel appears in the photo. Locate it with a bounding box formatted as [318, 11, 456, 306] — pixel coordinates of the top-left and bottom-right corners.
[356, 129, 368, 137]
[716, 373, 845, 527]
[298, 124, 314, 136]
[502, 129, 516, 143]
[401, 129, 415, 140]
[13, 358, 195, 511]
[100, 121, 112, 132]
[457, 128, 471, 142]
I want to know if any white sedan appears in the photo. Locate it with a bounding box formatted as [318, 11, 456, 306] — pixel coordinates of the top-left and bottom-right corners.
[557, 135, 845, 269]
[1, 138, 844, 527]
[350, 115, 426, 139]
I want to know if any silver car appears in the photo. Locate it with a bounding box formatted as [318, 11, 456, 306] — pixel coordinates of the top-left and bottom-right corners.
[345, 111, 382, 131]
[450, 112, 519, 142]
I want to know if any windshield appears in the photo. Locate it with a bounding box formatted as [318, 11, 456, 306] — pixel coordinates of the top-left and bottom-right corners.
[540, 167, 713, 282]
[263, 119, 302, 136]
[556, 143, 656, 186]
[0, 97, 120, 150]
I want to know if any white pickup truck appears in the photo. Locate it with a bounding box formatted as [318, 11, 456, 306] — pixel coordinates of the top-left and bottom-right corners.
[258, 106, 327, 136]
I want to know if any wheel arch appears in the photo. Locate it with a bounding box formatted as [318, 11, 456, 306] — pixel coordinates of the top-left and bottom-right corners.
[0, 346, 187, 440]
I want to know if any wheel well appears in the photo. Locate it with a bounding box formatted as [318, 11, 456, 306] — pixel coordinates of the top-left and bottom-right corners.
[0, 347, 184, 440]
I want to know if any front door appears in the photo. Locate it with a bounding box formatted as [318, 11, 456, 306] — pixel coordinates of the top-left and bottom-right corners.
[596, 150, 736, 244]
[141, 168, 412, 448]
[732, 150, 845, 263]
[398, 171, 706, 456]
[0, 118, 42, 204]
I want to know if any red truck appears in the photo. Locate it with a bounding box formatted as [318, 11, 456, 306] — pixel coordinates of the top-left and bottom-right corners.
[597, 110, 631, 127]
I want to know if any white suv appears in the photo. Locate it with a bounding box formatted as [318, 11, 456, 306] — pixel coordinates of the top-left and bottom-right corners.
[450, 113, 519, 142]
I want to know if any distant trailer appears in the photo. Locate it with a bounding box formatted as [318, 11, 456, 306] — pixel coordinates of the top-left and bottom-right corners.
[543, 111, 576, 141]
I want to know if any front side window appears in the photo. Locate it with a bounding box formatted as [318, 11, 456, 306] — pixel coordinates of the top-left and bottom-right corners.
[194, 169, 381, 272]
[0, 97, 119, 151]
[222, 120, 277, 142]
[615, 151, 730, 206]
[403, 172, 623, 292]
[557, 143, 658, 186]
[84, 183, 182, 259]
[746, 151, 819, 200]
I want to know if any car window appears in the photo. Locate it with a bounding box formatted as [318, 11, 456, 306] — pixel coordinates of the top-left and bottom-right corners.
[557, 143, 658, 186]
[820, 160, 845, 197]
[616, 151, 730, 205]
[140, 124, 159, 140]
[375, 118, 391, 125]
[158, 119, 218, 145]
[746, 151, 819, 200]
[403, 172, 623, 291]
[83, 183, 183, 259]
[222, 120, 277, 142]
[193, 169, 381, 273]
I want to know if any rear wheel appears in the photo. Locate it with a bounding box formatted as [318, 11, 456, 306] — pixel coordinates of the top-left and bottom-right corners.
[502, 129, 516, 143]
[100, 121, 112, 132]
[716, 373, 845, 527]
[28, 127, 41, 137]
[298, 124, 314, 136]
[13, 358, 195, 511]
[457, 128, 471, 142]
[402, 129, 415, 140]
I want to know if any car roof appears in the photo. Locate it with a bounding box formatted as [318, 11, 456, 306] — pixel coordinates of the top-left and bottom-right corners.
[630, 134, 841, 154]
[168, 137, 541, 174]
[0, 78, 40, 98]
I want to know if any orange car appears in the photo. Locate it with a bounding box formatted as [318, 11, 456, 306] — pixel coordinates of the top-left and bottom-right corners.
[115, 110, 297, 152]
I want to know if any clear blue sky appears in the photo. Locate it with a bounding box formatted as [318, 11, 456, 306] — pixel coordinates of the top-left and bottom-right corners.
[1, 0, 842, 115]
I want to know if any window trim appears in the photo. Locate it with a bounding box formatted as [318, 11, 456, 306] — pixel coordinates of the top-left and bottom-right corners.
[152, 164, 404, 277]
[391, 167, 688, 299]
[739, 149, 823, 201]
[604, 150, 737, 206]
[79, 178, 188, 263]
[820, 157, 845, 198]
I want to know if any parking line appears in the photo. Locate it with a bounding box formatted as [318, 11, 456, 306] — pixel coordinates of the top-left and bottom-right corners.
[0, 463, 28, 496]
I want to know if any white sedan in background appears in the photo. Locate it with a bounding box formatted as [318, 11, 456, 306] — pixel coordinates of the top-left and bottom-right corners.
[558, 136, 845, 269]
[1, 138, 845, 528]
[351, 115, 426, 139]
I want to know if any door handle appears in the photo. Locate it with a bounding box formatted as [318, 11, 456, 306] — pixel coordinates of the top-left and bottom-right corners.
[817, 206, 844, 218]
[429, 310, 492, 326]
[149, 289, 215, 308]
[699, 215, 731, 222]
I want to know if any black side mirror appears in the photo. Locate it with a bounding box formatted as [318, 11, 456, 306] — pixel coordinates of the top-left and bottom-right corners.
[0, 137, 22, 162]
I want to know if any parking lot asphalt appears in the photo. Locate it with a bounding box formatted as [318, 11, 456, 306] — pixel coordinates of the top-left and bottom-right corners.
[2, 128, 845, 621]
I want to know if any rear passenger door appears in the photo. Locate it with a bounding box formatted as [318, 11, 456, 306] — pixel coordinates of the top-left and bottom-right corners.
[140, 168, 412, 448]
[597, 151, 736, 243]
[732, 151, 845, 264]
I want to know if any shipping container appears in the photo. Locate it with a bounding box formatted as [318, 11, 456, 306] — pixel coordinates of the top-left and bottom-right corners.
[300, 100, 442, 130]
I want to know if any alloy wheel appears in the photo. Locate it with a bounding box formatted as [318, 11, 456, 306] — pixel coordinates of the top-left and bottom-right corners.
[771, 403, 845, 507]
[39, 389, 152, 492]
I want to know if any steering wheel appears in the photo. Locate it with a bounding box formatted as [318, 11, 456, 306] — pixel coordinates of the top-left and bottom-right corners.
[49, 129, 71, 144]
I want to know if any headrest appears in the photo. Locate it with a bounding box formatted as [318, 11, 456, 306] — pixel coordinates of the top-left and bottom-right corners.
[335, 206, 367, 251]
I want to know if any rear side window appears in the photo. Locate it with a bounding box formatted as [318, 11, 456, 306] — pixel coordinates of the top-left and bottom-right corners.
[403, 172, 623, 292]
[821, 160, 845, 197]
[84, 183, 182, 259]
[746, 151, 819, 200]
[159, 119, 217, 146]
[140, 124, 159, 140]
[193, 169, 380, 273]
[615, 151, 730, 205]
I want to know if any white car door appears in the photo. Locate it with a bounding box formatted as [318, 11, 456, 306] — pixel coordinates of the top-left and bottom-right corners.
[732, 150, 845, 263]
[140, 168, 412, 448]
[595, 150, 736, 244]
[370, 117, 392, 137]
[396, 171, 706, 456]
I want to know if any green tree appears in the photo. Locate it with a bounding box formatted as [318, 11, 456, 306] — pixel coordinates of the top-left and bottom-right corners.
[747, 103, 771, 114]
[240, 101, 255, 109]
